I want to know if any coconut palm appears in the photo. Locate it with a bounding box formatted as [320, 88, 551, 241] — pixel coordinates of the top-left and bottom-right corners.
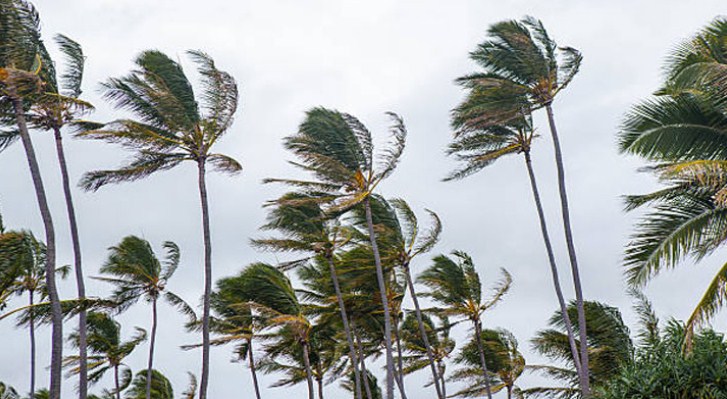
[618, 18, 727, 344]
[450, 329, 524, 399]
[64, 312, 146, 399]
[124, 370, 173, 399]
[398, 312, 455, 397]
[222, 263, 316, 399]
[79, 49, 241, 399]
[0, 2, 63, 395]
[525, 301, 632, 398]
[95, 236, 192, 399]
[265, 107, 407, 399]
[454, 16, 589, 392]
[418, 251, 512, 399]
[252, 192, 363, 398]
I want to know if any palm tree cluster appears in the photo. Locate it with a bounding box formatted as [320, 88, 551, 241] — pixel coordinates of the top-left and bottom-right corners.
[2, 0, 727, 398]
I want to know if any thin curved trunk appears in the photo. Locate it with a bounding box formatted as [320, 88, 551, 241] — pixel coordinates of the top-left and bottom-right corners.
[13, 99, 62, 399]
[437, 361, 446, 398]
[402, 263, 444, 399]
[325, 256, 362, 399]
[29, 290, 36, 399]
[544, 104, 590, 396]
[354, 328, 373, 399]
[247, 339, 262, 399]
[197, 160, 213, 399]
[146, 297, 158, 399]
[315, 361, 324, 399]
[301, 341, 315, 399]
[507, 385, 512, 399]
[523, 151, 582, 374]
[473, 319, 493, 399]
[114, 365, 121, 399]
[363, 197, 394, 399]
[53, 126, 88, 399]
[392, 315, 408, 399]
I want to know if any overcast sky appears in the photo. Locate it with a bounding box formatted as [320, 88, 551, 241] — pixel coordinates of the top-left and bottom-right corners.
[1, 1, 726, 398]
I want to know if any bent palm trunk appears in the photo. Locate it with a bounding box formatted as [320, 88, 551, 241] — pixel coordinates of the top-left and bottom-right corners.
[523, 151, 582, 374]
[301, 341, 315, 399]
[13, 99, 62, 399]
[146, 297, 158, 399]
[354, 328, 374, 399]
[473, 319, 493, 399]
[544, 104, 590, 395]
[392, 317, 409, 399]
[363, 197, 395, 399]
[53, 126, 88, 399]
[247, 339, 262, 399]
[197, 160, 213, 399]
[403, 263, 444, 399]
[325, 256, 362, 399]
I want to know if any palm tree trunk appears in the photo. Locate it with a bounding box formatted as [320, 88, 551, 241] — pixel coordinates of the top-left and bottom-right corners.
[363, 197, 394, 399]
[473, 319, 493, 399]
[146, 297, 158, 399]
[247, 339, 262, 399]
[544, 104, 590, 396]
[315, 361, 324, 399]
[507, 385, 512, 399]
[29, 290, 36, 399]
[392, 317, 409, 399]
[114, 365, 121, 399]
[437, 360, 446, 398]
[13, 98, 62, 399]
[197, 160, 213, 399]
[301, 341, 316, 399]
[523, 151, 582, 374]
[325, 256, 362, 399]
[354, 327, 373, 399]
[52, 125, 88, 399]
[402, 263, 444, 399]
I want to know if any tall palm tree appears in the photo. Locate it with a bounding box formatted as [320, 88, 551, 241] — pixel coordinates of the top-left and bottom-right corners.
[222, 263, 316, 399]
[418, 251, 512, 399]
[453, 16, 589, 393]
[618, 18, 727, 344]
[79, 49, 241, 399]
[450, 329, 524, 399]
[265, 108, 407, 399]
[0, 2, 63, 396]
[352, 196, 445, 398]
[95, 236, 192, 399]
[525, 301, 632, 398]
[252, 192, 363, 399]
[64, 312, 147, 399]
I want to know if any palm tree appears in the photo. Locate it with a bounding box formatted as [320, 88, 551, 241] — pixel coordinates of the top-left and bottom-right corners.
[221, 263, 316, 399]
[398, 312, 455, 397]
[450, 329, 524, 399]
[352, 196, 445, 398]
[453, 16, 589, 393]
[252, 192, 363, 398]
[124, 370, 173, 399]
[618, 18, 727, 344]
[265, 107, 407, 399]
[95, 236, 192, 399]
[525, 301, 632, 398]
[418, 251, 512, 399]
[64, 312, 147, 399]
[0, 382, 19, 399]
[0, 229, 69, 399]
[79, 49, 241, 399]
[0, 2, 63, 395]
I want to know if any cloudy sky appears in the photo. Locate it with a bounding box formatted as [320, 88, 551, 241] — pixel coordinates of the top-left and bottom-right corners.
[1, 1, 726, 398]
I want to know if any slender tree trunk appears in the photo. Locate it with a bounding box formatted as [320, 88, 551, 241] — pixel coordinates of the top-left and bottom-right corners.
[315, 361, 324, 399]
[52, 125, 88, 399]
[197, 160, 213, 399]
[544, 104, 590, 396]
[13, 99, 62, 399]
[325, 256, 362, 399]
[354, 329, 373, 399]
[402, 263, 444, 399]
[473, 319, 493, 399]
[247, 339, 262, 399]
[301, 341, 315, 399]
[363, 197, 394, 399]
[437, 361, 446, 399]
[114, 365, 121, 399]
[392, 317, 409, 399]
[523, 151, 582, 374]
[146, 297, 158, 399]
[29, 290, 36, 399]
[507, 385, 512, 399]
